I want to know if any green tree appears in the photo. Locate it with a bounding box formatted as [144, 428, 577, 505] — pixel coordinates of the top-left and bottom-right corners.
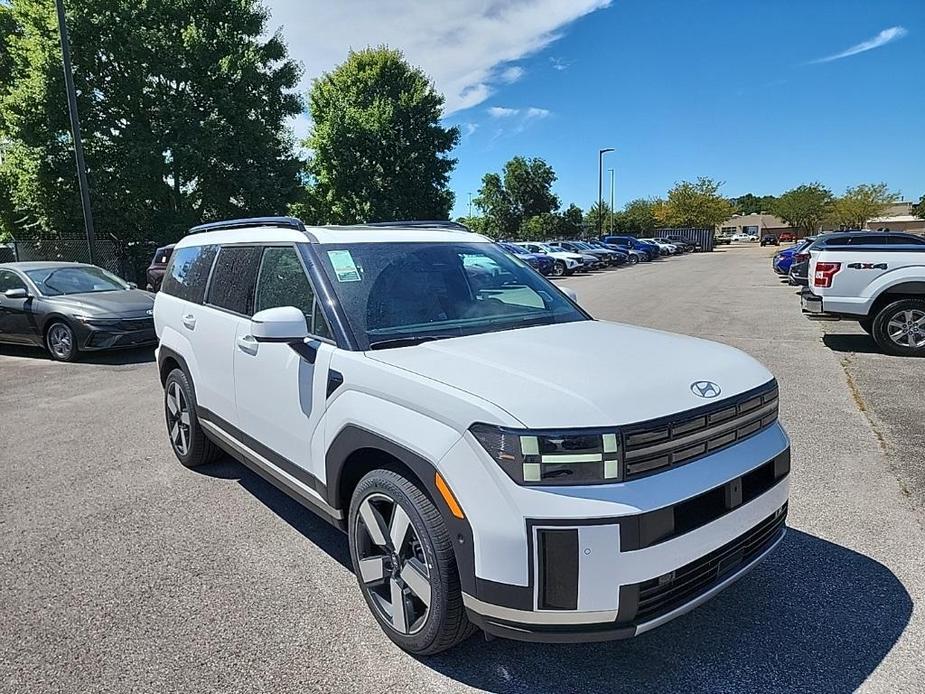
[474, 156, 560, 237]
[518, 212, 571, 241]
[0, 0, 303, 242]
[562, 203, 583, 229]
[618, 198, 659, 234]
[303, 47, 458, 224]
[732, 193, 778, 215]
[664, 177, 734, 228]
[916, 195, 925, 220]
[831, 183, 898, 229]
[772, 183, 833, 235]
[584, 201, 613, 236]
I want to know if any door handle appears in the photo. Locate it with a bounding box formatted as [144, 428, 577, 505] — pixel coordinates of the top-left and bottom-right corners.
[236, 334, 259, 356]
[182, 313, 196, 330]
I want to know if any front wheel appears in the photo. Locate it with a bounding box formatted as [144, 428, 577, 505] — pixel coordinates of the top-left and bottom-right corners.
[871, 299, 925, 357]
[628, 254, 639, 265]
[551, 260, 566, 277]
[348, 469, 474, 655]
[45, 321, 78, 361]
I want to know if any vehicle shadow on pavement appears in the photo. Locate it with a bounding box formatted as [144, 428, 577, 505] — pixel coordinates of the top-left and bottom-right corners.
[0, 344, 155, 365]
[424, 529, 912, 694]
[194, 457, 352, 570]
[822, 334, 882, 355]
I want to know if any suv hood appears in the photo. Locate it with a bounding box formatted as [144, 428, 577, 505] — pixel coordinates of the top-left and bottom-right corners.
[367, 321, 773, 428]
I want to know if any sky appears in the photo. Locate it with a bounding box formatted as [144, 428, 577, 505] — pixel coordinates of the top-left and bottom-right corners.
[266, 0, 925, 219]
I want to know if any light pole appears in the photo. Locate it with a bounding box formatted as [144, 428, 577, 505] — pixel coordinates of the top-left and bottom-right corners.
[608, 168, 614, 234]
[598, 148, 614, 238]
[467, 192, 472, 218]
[55, 0, 96, 264]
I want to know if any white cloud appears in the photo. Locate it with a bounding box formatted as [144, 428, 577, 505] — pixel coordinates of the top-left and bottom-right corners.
[549, 56, 571, 71]
[809, 26, 908, 64]
[487, 106, 520, 118]
[525, 107, 550, 118]
[265, 0, 611, 115]
[463, 122, 479, 137]
[499, 65, 526, 83]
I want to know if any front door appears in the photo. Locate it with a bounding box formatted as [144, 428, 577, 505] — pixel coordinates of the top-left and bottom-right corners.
[0, 270, 37, 344]
[232, 245, 335, 489]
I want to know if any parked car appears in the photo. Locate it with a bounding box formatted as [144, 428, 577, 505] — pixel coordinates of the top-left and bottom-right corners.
[146, 244, 175, 292]
[760, 235, 779, 247]
[786, 237, 819, 287]
[731, 233, 753, 242]
[553, 240, 620, 267]
[516, 242, 584, 276]
[664, 235, 701, 252]
[601, 236, 657, 260]
[772, 245, 801, 276]
[583, 239, 631, 264]
[800, 231, 925, 355]
[154, 216, 790, 654]
[599, 238, 651, 262]
[497, 242, 554, 275]
[715, 233, 733, 246]
[0, 261, 156, 361]
[639, 238, 681, 255]
[778, 231, 796, 243]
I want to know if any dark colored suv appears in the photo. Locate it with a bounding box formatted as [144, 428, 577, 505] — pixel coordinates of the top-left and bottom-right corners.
[146, 244, 175, 292]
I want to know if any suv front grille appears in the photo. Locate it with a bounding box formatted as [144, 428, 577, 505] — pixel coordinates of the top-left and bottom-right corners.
[632, 503, 787, 624]
[623, 382, 779, 479]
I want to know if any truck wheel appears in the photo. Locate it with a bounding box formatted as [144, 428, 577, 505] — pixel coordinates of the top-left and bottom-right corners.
[164, 368, 222, 467]
[348, 469, 475, 655]
[871, 299, 925, 357]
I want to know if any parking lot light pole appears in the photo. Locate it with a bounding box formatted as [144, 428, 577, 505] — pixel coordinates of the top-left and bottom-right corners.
[598, 148, 614, 238]
[55, 0, 97, 265]
[609, 168, 614, 234]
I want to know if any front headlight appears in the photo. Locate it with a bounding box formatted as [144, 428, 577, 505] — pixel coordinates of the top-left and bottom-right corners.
[470, 423, 623, 486]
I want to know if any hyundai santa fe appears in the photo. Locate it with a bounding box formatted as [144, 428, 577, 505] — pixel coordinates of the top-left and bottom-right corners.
[154, 217, 790, 655]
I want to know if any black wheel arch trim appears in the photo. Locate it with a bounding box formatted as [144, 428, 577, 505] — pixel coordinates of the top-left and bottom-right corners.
[325, 424, 479, 595]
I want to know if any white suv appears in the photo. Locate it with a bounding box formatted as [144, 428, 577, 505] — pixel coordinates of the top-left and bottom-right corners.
[154, 217, 790, 655]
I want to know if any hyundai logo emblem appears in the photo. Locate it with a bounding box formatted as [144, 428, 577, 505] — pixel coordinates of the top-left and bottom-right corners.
[145, 309, 153, 316]
[691, 381, 721, 399]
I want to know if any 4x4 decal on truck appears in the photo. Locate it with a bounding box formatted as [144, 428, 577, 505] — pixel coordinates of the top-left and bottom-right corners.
[847, 262, 888, 270]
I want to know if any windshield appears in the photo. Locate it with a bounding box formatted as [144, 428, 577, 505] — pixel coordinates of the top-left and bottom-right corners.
[26, 266, 128, 296]
[315, 242, 589, 350]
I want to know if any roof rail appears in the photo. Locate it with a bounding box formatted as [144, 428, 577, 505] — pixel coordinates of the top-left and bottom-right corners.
[188, 216, 306, 234]
[364, 220, 471, 231]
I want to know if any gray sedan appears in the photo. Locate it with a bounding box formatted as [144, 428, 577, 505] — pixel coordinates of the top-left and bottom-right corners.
[0, 262, 156, 361]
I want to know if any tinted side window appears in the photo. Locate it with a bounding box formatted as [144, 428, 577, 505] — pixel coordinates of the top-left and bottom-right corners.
[0, 270, 27, 292]
[255, 247, 332, 338]
[888, 235, 925, 245]
[207, 246, 262, 316]
[161, 245, 217, 303]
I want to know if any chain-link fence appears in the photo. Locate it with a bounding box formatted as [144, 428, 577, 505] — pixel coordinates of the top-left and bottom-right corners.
[5, 236, 159, 287]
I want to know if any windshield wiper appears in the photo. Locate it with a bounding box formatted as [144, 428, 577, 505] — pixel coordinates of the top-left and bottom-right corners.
[368, 336, 441, 350]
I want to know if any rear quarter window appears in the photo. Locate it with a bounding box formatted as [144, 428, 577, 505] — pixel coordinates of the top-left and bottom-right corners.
[161, 245, 217, 303]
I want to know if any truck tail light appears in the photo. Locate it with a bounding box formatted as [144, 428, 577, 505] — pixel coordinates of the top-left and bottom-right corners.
[813, 262, 841, 288]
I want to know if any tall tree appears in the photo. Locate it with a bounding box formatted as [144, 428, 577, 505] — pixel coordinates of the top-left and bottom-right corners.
[474, 156, 560, 237]
[664, 177, 734, 228]
[303, 47, 458, 224]
[619, 198, 659, 234]
[0, 0, 303, 242]
[772, 183, 833, 235]
[916, 195, 925, 220]
[584, 201, 613, 237]
[732, 193, 777, 215]
[831, 183, 898, 229]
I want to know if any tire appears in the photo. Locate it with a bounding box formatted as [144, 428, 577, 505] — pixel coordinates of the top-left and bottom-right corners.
[348, 469, 475, 655]
[871, 299, 925, 357]
[628, 254, 639, 265]
[858, 318, 873, 335]
[551, 260, 566, 277]
[164, 368, 222, 467]
[45, 320, 78, 362]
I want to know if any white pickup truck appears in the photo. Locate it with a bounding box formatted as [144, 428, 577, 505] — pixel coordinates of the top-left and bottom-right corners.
[801, 231, 925, 356]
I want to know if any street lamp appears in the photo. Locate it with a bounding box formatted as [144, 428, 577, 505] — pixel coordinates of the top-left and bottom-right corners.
[468, 192, 472, 218]
[608, 168, 615, 234]
[55, 0, 96, 264]
[598, 148, 614, 238]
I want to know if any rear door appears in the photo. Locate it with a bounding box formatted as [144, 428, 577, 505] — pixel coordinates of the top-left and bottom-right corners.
[0, 269, 37, 344]
[232, 245, 334, 485]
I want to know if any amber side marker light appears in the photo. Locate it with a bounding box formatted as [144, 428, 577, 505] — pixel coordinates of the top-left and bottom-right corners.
[435, 472, 465, 519]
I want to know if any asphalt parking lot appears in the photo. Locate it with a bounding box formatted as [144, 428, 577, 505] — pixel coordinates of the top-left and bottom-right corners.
[1, 245, 923, 694]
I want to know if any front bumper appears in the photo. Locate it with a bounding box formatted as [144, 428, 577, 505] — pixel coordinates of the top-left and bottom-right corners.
[445, 421, 791, 643]
[76, 317, 157, 351]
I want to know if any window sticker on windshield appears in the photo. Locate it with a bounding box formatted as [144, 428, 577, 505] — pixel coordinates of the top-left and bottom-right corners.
[327, 250, 361, 282]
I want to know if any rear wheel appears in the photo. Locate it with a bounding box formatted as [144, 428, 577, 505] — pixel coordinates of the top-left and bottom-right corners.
[164, 368, 222, 467]
[871, 299, 925, 357]
[45, 321, 78, 362]
[348, 469, 474, 655]
[628, 254, 639, 265]
[551, 260, 566, 277]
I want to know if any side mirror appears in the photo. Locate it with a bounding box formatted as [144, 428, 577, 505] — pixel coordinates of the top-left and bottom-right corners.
[128, 282, 138, 289]
[250, 306, 309, 342]
[4, 288, 28, 300]
[561, 287, 579, 303]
